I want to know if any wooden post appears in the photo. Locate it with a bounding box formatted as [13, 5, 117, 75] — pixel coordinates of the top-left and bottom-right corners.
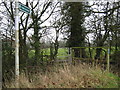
[80, 48, 82, 58]
[92, 48, 95, 67]
[107, 48, 110, 71]
[0, 26, 2, 89]
[96, 59, 98, 68]
[71, 48, 75, 64]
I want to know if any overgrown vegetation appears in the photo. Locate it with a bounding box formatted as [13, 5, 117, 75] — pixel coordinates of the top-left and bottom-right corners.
[1, 1, 120, 88]
[4, 63, 119, 88]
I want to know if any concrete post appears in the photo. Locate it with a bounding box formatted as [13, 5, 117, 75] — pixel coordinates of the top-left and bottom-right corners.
[15, 0, 19, 87]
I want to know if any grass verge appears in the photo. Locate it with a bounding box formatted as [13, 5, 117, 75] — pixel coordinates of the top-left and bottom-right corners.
[4, 63, 119, 88]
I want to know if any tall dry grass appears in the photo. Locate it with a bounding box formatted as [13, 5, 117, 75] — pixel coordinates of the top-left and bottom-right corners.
[4, 63, 119, 88]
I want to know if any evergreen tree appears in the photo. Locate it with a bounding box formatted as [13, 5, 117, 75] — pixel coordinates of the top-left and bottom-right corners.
[61, 2, 86, 57]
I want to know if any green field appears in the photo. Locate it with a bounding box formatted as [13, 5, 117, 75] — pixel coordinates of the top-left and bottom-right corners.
[28, 48, 69, 60]
[28, 47, 119, 61]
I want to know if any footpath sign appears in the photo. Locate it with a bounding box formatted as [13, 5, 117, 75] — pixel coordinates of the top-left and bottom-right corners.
[18, 2, 31, 14]
[15, 1, 31, 87]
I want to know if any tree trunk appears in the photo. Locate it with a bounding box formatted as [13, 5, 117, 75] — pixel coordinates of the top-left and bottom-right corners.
[33, 21, 40, 65]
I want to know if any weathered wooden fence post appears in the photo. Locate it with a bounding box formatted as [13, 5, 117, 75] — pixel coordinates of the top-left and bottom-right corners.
[92, 48, 95, 67]
[107, 48, 110, 71]
[80, 48, 82, 58]
[71, 48, 75, 64]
